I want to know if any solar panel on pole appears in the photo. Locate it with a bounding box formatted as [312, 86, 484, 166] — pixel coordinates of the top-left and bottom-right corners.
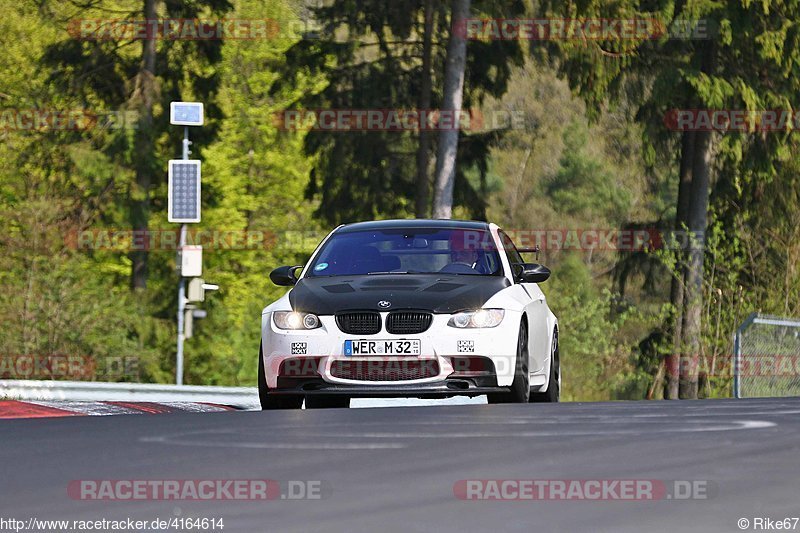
[168, 160, 201, 223]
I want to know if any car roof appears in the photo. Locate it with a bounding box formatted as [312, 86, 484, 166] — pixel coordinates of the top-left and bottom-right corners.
[336, 219, 491, 234]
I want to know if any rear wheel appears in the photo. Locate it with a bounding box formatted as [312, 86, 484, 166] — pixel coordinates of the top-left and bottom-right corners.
[305, 395, 350, 409]
[258, 346, 303, 410]
[487, 320, 530, 404]
[531, 329, 559, 403]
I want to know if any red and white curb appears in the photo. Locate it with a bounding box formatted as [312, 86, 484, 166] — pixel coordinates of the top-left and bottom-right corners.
[0, 400, 237, 419]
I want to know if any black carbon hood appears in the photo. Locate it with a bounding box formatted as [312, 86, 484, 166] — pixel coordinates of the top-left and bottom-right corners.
[288, 274, 511, 315]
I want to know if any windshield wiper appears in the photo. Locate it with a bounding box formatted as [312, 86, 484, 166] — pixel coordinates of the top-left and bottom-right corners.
[366, 270, 426, 275]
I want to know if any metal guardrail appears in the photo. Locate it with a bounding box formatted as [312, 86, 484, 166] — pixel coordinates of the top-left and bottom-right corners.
[0, 381, 489, 409]
[0, 380, 259, 408]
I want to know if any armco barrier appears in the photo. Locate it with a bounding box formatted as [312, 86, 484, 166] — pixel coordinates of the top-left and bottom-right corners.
[0, 380, 259, 408]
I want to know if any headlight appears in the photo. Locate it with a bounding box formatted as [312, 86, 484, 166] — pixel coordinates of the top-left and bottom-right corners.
[447, 309, 504, 328]
[273, 311, 321, 330]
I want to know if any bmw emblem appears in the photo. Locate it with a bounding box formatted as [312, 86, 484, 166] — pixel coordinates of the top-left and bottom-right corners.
[378, 300, 392, 309]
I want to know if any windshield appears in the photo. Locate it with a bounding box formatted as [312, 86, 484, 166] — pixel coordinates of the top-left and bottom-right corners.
[307, 228, 503, 277]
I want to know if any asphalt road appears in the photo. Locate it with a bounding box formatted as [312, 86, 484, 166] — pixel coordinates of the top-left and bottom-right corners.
[2, 397, 800, 533]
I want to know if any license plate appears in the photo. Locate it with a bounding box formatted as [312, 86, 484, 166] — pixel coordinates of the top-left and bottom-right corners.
[344, 339, 421, 356]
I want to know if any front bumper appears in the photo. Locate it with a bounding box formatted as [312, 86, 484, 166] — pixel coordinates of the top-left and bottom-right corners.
[261, 311, 521, 391]
[271, 376, 506, 398]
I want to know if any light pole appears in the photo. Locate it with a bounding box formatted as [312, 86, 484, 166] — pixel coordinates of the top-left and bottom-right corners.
[169, 102, 204, 385]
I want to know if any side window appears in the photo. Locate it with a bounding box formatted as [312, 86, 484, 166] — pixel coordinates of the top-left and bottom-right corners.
[499, 231, 524, 279]
[499, 231, 523, 265]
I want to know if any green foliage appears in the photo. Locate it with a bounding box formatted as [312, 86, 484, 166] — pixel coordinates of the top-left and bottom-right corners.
[3, 0, 800, 403]
[184, 0, 323, 385]
[544, 255, 632, 401]
[0, 199, 167, 382]
[0, 0, 319, 386]
[547, 122, 632, 224]
[485, 57, 657, 400]
[274, 0, 525, 224]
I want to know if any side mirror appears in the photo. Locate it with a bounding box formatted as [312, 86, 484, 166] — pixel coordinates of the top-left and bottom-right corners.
[270, 265, 302, 286]
[515, 263, 551, 283]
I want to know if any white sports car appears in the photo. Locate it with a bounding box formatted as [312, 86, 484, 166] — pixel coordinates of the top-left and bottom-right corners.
[259, 219, 559, 409]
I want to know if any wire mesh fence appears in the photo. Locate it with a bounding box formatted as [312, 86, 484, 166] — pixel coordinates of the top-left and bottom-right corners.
[734, 313, 800, 398]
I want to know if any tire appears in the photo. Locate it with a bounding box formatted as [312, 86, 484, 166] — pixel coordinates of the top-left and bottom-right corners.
[531, 329, 560, 403]
[487, 320, 530, 404]
[258, 346, 303, 410]
[305, 395, 350, 409]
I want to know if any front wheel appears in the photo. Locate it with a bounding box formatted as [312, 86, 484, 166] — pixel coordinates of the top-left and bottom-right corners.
[258, 346, 303, 410]
[531, 329, 559, 403]
[487, 320, 530, 404]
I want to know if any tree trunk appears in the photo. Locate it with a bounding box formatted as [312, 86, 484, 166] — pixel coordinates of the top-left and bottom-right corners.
[680, 128, 712, 399]
[415, 0, 435, 218]
[129, 0, 158, 290]
[431, 0, 470, 219]
[679, 41, 716, 400]
[665, 130, 695, 399]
